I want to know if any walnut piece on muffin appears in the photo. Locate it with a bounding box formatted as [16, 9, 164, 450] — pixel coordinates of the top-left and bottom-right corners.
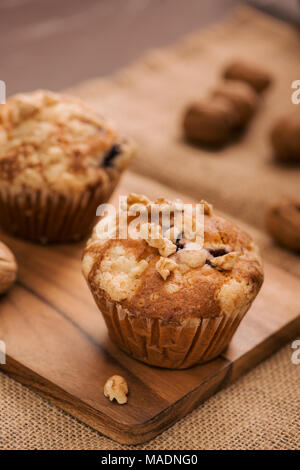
[266, 199, 300, 252]
[0, 90, 135, 243]
[223, 59, 272, 93]
[270, 112, 300, 165]
[82, 194, 264, 369]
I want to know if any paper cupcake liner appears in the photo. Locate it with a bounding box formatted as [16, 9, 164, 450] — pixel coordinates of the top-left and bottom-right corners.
[0, 179, 118, 243]
[99, 299, 251, 369]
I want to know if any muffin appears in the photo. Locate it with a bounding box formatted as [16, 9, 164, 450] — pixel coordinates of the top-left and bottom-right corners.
[266, 199, 300, 252]
[270, 112, 300, 164]
[0, 90, 134, 243]
[183, 98, 239, 146]
[82, 194, 264, 369]
[223, 59, 272, 93]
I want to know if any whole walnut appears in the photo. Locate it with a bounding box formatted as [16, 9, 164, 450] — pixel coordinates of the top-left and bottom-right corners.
[270, 112, 300, 164]
[223, 59, 272, 93]
[266, 199, 300, 252]
[0, 241, 17, 294]
[211, 80, 258, 127]
[183, 97, 239, 146]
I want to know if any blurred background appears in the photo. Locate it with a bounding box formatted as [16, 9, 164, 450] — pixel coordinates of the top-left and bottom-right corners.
[1, 0, 299, 95]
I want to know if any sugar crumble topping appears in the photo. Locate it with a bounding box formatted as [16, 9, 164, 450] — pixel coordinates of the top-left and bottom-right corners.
[0, 90, 134, 193]
[96, 245, 148, 302]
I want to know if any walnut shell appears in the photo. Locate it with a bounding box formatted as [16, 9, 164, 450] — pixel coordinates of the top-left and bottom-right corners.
[0, 241, 17, 294]
[211, 80, 258, 127]
[270, 112, 300, 164]
[223, 59, 272, 93]
[266, 199, 300, 252]
[183, 97, 238, 146]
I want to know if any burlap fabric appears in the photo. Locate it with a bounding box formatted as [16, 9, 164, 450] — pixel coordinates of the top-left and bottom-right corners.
[65, 6, 300, 281]
[0, 7, 299, 450]
[67, 7, 300, 234]
[0, 344, 298, 450]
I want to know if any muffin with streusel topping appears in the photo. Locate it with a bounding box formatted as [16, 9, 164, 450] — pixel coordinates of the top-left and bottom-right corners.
[0, 90, 134, 243]
[82, 194, 263, 369]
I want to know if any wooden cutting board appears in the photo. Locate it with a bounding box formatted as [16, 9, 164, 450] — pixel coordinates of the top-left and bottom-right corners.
[0, 172, 299, 445]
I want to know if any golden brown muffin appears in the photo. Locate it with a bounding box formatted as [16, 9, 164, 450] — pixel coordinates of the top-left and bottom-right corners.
[82, 194, 264, 369]
[183, 98, 239, 146]
[266, 199, 300, 252]
[223, 59, 272, 93]
[0, 90, 134, 243]
[270, 112, 300, 164]
[211, 80, 258, 127]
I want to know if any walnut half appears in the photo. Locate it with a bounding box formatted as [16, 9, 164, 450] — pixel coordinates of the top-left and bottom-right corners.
[104, 375, 128, 405]
[0, 241, 17, 294]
